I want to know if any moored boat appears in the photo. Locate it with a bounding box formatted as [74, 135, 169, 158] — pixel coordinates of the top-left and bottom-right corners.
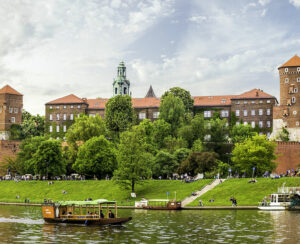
[142, 199, 182, 210]
[42, 199, 132, 225]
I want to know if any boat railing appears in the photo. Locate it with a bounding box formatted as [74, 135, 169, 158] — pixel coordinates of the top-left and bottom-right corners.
[60, 214, 102, 219]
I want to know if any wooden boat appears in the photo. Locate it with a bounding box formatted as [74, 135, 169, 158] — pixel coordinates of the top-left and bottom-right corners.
[142, 199, 181, 210]
[42, 199, 132, 225]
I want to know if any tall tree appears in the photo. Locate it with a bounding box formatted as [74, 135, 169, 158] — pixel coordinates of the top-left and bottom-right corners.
[113, 128, 153, 192]
[232, 134, 277, 176]
[230, 124, 256, 143]
[32, 139, 66, 178]
[153, 151, 178, 178]
[161, 87, 194, 113]
[105, 95, 135, 133]
[152, 119, 172, 149]
[73, 136, 117, 179]
[159, 93, 185, 134]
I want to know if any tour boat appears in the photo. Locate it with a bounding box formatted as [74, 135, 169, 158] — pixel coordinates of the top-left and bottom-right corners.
[142, 199, 182, 210]
[42, 199, 132, 225]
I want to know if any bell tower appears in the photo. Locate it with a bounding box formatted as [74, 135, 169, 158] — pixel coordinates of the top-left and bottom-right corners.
[113, 61, 131, 97]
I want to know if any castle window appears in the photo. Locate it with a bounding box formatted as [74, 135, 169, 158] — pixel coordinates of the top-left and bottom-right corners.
[243, 110, 248, 116]
[77, 105, 81, 109]
[115, 88, 118, 94]
[56, 125, 60, 132]
[259, 121, 263, 128]
[56, 114, 60, 120]
[221, 110, 229, 117]
[293, 110, 297, 115]
[285, 78, 289, 83]
[267, 100, 270, 103]
[153, 111, 160, 119]
[236, 121, 240, 125]
[63, 114, 66, 120]
[139, 112, 146, 120]
[251, 109, 255, 116]
[251, 121, 255, 128]
[297, 121, 300, 126]
[70, 105, 74, 109]
[11, 117, 15, 123]
[49, 125, 53, 132]
[298, 67, 300, 72]
[259, 100, 263, 104]
[267, 121, 271, 128]
[14, 108, 18, 113]
[235, 101, 240, 105]
[49, 114, 53, 121]
[77, 114, 80, 118]
[295, 88, 298, 93]
[267, 109, 271, 115]
[285, 68, 288, 72]
[221, 99, 226, 104]
[204, 111, 211, 118]
[9, 107, 13, 113]
[124, 87, 127, 94]
[292, 97, 296, 103]
[251, 100, 255, 104]
[267, 132, 271, 138]
[63, 105, 67, 109]
[49, 106, 53, 109]
[259, 109, 263, 116]
[56, 106, 60, 109]
[243, 121, 248, 125]
[70, 114, 74, 120]
[235, 110, 240, 116]
[244, 100, 248, 104]
[298, 78, 300, 82]
[63, 125, 67, 132]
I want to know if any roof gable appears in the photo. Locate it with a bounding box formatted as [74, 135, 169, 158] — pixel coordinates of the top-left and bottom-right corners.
[279, 55, 300, 68]
[233, 89, 274, 99]
[0, 85, 22, 95]
[46, 94, 85, 104]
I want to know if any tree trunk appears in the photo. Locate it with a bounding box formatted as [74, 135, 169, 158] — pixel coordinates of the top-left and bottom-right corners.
[131, 179, 135, 192]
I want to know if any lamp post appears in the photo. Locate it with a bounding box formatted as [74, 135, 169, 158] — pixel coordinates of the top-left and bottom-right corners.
[228, 168, 232, 178]
[252, 167, 255, 178]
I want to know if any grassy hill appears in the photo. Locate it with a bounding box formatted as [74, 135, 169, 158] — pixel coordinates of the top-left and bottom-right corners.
[0, 179, 213, 205]
[188, 178, 300, 206]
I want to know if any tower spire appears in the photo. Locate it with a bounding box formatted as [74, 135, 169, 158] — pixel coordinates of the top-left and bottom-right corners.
[145, 85, 156, 98]
[113, 61, 131, 97]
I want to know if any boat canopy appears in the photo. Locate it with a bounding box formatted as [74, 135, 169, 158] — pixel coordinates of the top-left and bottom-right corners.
[56, 199, 115, 206]
[148, 199, 170, 202]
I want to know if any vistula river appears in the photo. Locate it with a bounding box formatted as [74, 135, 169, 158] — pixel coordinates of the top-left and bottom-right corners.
[0, 206, 299, 243]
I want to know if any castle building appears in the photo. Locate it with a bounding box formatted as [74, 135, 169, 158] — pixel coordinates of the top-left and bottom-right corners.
[272, 55, 300, 141]
[45, 62, 277, 139]
[0, 85, 23, 140]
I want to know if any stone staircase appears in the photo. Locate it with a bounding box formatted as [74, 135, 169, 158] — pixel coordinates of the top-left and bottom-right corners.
[181, 179, 226, 207]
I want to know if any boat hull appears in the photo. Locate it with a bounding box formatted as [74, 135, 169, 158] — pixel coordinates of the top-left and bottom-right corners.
[258, 206, 287, 211]
[44, 217, 132, 225]
[143, 206, 181, 210]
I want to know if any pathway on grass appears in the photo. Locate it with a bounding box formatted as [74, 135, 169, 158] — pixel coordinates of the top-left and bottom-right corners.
[181, 179, 226, 207]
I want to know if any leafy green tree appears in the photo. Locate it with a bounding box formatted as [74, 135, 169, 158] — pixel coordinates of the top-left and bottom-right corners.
[209, 118, 229, 143]
[32, 139, 66, 178]
[16, 136, 48, 174]
[152, 119, 172, 149]
[178, 125, 194, 148]
[105, 95, 135, 133]
[217, 160, 230, 177]
[277, 127, 290, 142]
[192, 139, 205, 152]
[177, 151, 219, 176]
[153, 151, 178, 178]
[232, 134, 277, 176]
[73, 136, 117, 179]
[113, 128, 153, 192]
[174, 148, 191, 166]
[230, 124, 256, 143]
[161, 87, 194, 113]
[159, 93, 185, 134]
[163, 136, 188, 153]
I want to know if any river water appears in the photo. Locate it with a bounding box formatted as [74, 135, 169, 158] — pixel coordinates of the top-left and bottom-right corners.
[0, 206, 299, 243]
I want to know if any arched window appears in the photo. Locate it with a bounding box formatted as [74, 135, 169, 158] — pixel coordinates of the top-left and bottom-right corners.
[115, 88, 118, 94]
[124, 87, 127, 94]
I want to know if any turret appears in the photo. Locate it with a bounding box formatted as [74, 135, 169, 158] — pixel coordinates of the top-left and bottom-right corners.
[113, 61, 131, 97]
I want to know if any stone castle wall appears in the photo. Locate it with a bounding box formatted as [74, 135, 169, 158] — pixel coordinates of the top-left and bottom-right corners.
[275, 141, 300, 174]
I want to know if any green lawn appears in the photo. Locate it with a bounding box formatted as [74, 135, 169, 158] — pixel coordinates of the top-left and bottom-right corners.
[188, 177, 300, 206]
[0, 179, 213, 205]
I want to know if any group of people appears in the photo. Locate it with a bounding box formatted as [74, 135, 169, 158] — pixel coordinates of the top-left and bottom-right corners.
[86, 210, 115, 218]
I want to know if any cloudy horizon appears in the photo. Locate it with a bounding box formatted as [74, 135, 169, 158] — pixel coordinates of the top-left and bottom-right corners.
[1, 0, 300, 115]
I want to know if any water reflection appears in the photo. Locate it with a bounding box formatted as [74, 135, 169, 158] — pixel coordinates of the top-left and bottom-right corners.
[0, 206, 299, 243]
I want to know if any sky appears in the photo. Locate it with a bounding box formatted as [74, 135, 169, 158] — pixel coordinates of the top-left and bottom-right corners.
[1, 0, 300, 115]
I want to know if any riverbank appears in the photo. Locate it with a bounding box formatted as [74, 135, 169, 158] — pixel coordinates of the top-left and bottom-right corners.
[0, 179, 213, 205]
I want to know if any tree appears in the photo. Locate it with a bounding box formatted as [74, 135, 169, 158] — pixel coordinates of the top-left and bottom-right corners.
[32, 139, 66, 178]
[192, 139, 205, 152]
[174, 148, 191, 166]
[177, 151, 219, 176]
[277, 127, 290, 142]
[159, 93, 185, 134]
[152, 119, 172, 149]
[230, 124, 256, 143]
[163, 136, 188, 153]
[209, 118, 229, 143]
[16, 136, 48, 174]
[113, 128, 153, 192]
[105, 95, 135, 133]
[161, 87, 194, 113]
[153, 151, 178, 178]
[232, 134, 277, 176]
[73, 136, 117, 179]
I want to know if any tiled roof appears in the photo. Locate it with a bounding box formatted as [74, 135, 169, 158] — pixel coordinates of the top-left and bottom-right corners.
[87, 97, 161, 109]
[193, 95, 236, 106]
[0, 85, 22, 95]
[279, 55, 300, 68]
[46, 94, 85, 104]
[232, 89, 274, 99]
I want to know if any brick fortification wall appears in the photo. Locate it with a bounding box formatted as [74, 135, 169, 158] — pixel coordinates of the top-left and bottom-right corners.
[275, 141, 300, 174]
[0, 140, 20, 163]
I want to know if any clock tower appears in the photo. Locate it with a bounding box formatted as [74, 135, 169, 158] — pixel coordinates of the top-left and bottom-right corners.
[113, 61, 131, 97]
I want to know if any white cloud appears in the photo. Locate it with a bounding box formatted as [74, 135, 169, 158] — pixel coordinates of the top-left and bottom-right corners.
[188, 16, 207, 24]
[289, 0, 300, 8]
[258, 0, 271, 6]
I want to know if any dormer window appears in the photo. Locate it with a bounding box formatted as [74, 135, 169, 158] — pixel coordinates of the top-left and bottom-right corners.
[285, 78, 289, 83]
[285, 68, 288, 72]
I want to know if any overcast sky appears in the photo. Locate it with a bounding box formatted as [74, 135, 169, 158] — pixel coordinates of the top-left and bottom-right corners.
[1, 0, 300, 115]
